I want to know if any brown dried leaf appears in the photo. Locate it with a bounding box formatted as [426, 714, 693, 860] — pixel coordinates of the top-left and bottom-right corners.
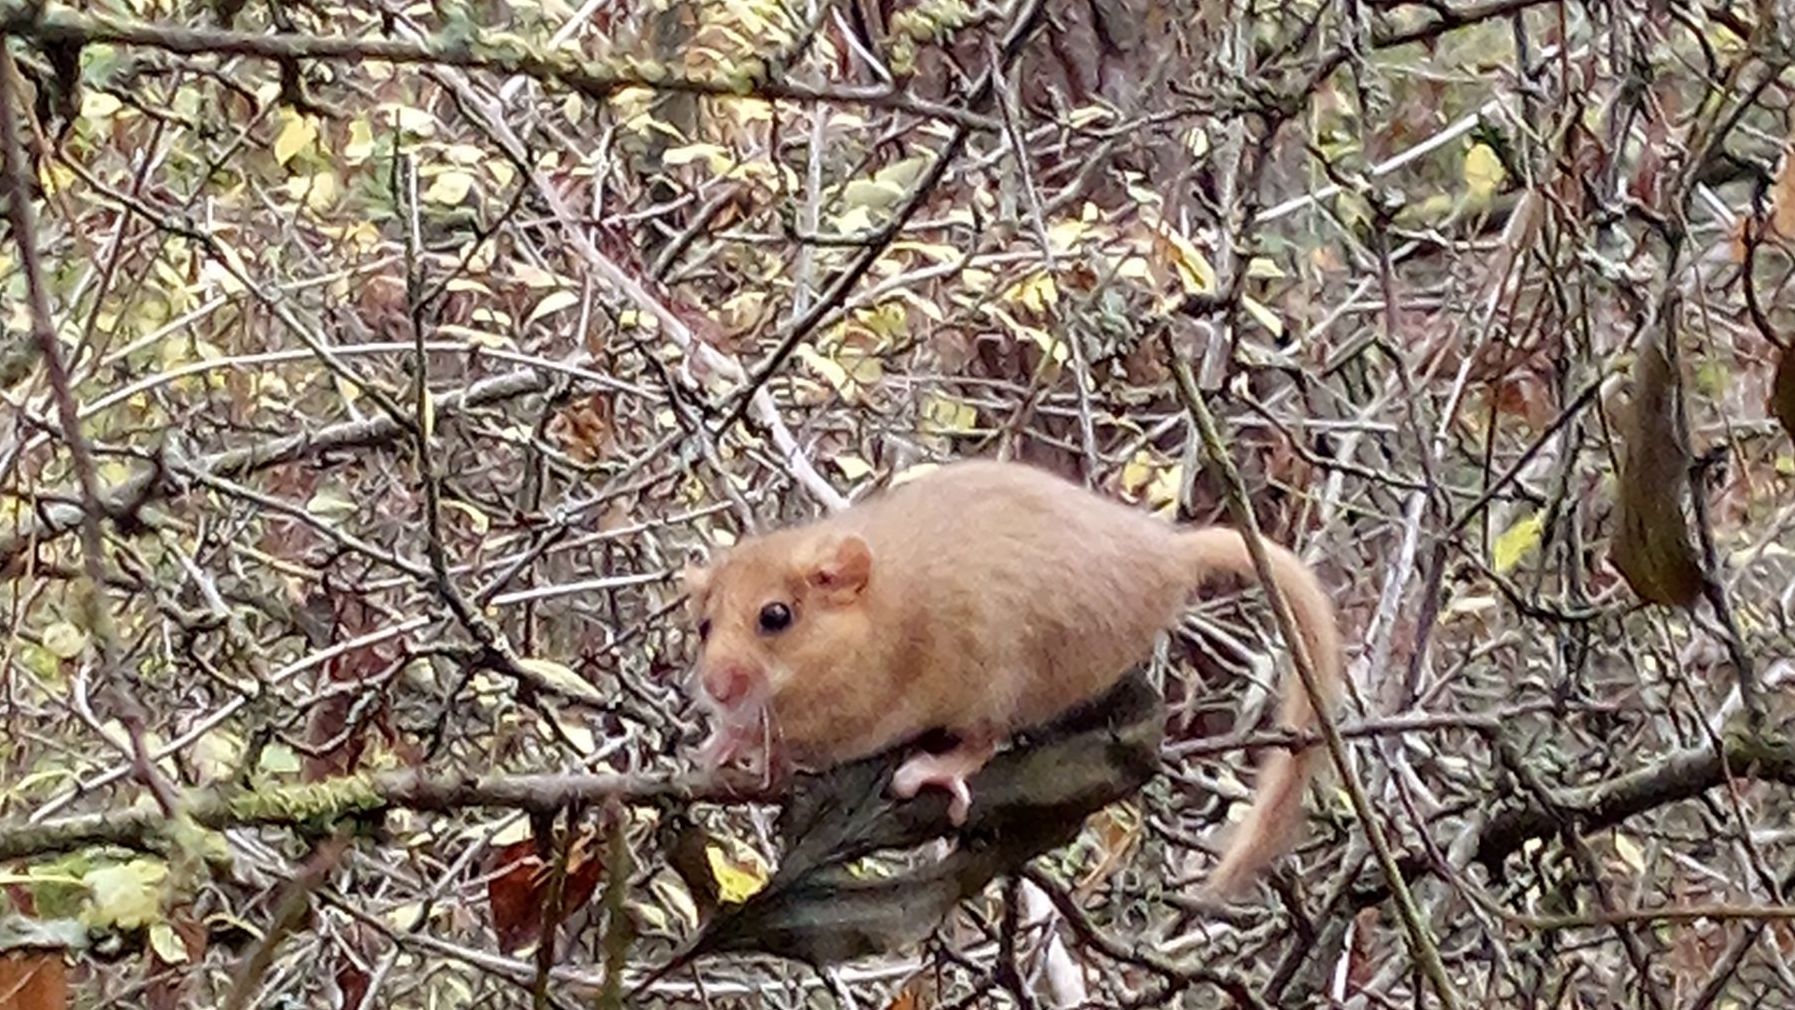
[0, 952, 68, 1010]
[1772, 346, 1795, 446]
[1611, 338, 1703, 606]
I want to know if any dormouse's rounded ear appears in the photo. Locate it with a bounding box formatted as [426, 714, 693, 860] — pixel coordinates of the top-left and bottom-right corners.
[804, 533, 873, 601]
[681, 545, 726, 599]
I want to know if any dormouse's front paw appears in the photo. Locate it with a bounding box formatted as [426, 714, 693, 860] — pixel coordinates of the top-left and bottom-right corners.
[696, 724, 749, 771]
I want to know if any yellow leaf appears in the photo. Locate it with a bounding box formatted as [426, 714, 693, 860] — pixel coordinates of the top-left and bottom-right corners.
[386, 902, 425, 930]
[1003, 272, 1059, 314]
[891, 240, 963, 263]
[344, 119, 375, 163]
[1464, 142, 1505, 202]
[960, 267, 996, 293]
[550, 706, 596, 755]
[273, 111, 318, 166]
[488, 158, 516, 190]
[389, 104, 436, 136]
[437, 324, 513, 349]
[1241, 295, 1284, 338]
[837, 344, 884, 388]
[842, 178, 905, 211]
[258, 743, 301, 776]
[191, 730, 242, 784]
[1492, 512, 1543, 574]
[796, 345, 852, 393]
[526, 289, 581, 325]
[1612, 832, 1645, 873]
[873, 154, 933, 190]
[985, 306, 1067, 364]
[832, 205, 877, 235]
[148, 922, 189, 964]
[512, 264, 565, 289]
[443, 143, 486, 165]
[890, 463, 939, 487]
[1116, 255, 1153, 281]
[38, 161, 76, 196]
[919, 392, 978, 434]
[82, 859, 167, 930]
[706, 843, 769, 904]
[833, 456, 873, 480]
[1048, 216, 1092, 253]
[305, 486, 358, 521]
[425, 170, 476, 205]
[514, 657, 606, 705]
[1121, 451, 1159, 495]
[1245, 256, 1286, 279]
[41, 621, 88, 659]
[81, 92, 122, 120]
[286, 171, 338, 211]
[1154, 220, 1215, 292]
[1183, 125, 1210, 159]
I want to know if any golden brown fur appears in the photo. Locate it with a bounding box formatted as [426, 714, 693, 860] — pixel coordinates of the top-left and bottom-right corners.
[683, 458, 1344, 896]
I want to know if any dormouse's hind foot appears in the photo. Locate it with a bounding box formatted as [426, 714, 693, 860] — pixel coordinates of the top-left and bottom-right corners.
[889, 737, 998, 826]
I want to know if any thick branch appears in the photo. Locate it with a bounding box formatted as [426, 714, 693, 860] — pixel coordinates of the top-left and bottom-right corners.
[0, 3, 997, 129]
[1472, 730, 1795, 874]
[0, 768, 765, 862]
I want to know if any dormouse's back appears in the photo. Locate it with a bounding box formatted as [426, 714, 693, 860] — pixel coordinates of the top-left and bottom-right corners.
[844, 460, 1184, 588]
[835, 459, 1197, 731]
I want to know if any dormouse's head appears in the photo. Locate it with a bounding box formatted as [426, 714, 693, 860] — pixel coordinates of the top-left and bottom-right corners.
[682, 527, 875, 722]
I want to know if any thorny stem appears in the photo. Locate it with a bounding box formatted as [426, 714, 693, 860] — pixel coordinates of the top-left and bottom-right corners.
[1167, 347, 1463, 1010]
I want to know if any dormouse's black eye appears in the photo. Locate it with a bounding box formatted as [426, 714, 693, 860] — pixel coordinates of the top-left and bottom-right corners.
[758, 602, 793, 634]
[698, 619, 712, 641]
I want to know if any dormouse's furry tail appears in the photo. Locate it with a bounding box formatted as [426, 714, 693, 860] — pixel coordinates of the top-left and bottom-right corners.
[1180, 527, 1344, 897]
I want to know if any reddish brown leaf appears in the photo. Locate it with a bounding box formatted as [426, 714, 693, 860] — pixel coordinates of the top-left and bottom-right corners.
[485, 833, 608, 955]
[547, 393, 615, 464]
[1611, 337, 1703, 606]
[335, 958, 370, 1008]
[0, 952, 68, 1010]
[487, 840, 542, 955]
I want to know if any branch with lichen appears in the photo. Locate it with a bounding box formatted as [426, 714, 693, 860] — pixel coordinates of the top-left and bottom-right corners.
[0, 768, 764, 863]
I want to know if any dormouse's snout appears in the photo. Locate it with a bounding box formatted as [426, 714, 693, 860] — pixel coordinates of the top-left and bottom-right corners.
[701, 663, 757, 707]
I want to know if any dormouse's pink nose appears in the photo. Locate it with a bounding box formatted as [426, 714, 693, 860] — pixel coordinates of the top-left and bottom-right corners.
[703, 664, 754, 706]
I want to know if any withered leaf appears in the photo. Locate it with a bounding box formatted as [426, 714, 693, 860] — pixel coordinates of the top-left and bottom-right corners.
[0, 952, 67, 1010]
[1772, 346, 1795, 446]
[1611, 337, 1703, 606]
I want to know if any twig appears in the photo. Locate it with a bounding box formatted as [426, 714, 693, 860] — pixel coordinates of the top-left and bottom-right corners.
[711, 0, 1052, 435]
[0, 42, 184, 819]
